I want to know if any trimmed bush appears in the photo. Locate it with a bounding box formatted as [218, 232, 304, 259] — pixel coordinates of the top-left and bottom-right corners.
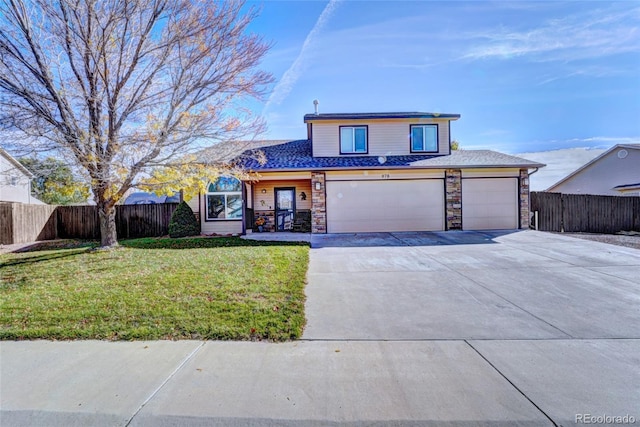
[168, 201, 200, 238]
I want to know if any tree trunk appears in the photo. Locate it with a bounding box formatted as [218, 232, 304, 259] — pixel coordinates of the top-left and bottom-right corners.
[97, 203, 119, 248]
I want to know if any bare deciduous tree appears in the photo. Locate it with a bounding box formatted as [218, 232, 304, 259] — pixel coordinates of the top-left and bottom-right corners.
[0, 0, 271, 247]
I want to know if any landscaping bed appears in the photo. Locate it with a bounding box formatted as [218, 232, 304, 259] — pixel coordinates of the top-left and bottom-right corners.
[0, 237, 309, 341]
[562, 232, 640, 250]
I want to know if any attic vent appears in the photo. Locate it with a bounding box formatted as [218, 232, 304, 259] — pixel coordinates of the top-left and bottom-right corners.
[618, 149, 628, 159]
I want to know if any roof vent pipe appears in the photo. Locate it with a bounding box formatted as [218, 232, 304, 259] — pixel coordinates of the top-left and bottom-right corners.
[313, 99, 319, 115]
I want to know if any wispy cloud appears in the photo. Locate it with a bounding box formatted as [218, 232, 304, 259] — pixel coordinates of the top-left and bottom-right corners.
[461, 6, 640, 62]
[263, 0, 342, 113]
[536, 65, 635, 85]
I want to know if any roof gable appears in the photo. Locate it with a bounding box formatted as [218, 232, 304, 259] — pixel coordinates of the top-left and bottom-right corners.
[0, 148, 34, 178]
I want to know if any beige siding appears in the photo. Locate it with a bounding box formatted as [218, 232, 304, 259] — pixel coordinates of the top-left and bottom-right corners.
[310, 123, 337, 156]
[326, 179, 445, 233]
[252, 180, 312, 211]
[438, 120, 450, 154]
[244, 183, 252, 209]
[311, 119, 451, 157]
[201, 219, 242, 235]
[462, 178, 518, 230]
[461, 168, 521, 178]
[186, 195, 199, 213]
[326, 169, 444, 181]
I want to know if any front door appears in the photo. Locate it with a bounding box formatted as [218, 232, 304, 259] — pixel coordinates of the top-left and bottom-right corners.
[275, 187, 295, 231]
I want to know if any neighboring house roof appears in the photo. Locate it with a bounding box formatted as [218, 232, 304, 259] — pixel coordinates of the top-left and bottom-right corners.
[546, 144, 640, 191]
[124, 192, 180, 204]
[0, 147, 34, 178]
[613, 182, 640, 192]
[197, 139, 293, 165]
[304, 112, 460, 122]
[236, 140, 544, 172]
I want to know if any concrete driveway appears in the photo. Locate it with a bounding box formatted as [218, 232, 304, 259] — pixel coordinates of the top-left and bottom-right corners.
[1, 230, 639, 426]
[304, 230, 640, 340]
[302, 230, 640, 425]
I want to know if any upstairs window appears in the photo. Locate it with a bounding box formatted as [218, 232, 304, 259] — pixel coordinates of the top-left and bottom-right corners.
[340, 126, 368, 154]
[206, 176, 242, 220]
[410, 124, 438, 153]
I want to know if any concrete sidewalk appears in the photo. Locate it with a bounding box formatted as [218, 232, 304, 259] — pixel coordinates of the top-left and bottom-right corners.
[2, 339, 638, 426]
[1, 231, 639, 426]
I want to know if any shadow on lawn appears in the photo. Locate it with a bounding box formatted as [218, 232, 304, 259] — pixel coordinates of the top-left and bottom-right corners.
[0, 238, 307, 265]
[0, 247, 92, 268]
[120, 237, 309, 250]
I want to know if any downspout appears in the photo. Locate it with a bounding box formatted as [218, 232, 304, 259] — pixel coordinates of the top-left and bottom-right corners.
[527, 167, 539, 230]
[241, 182, 247, 235]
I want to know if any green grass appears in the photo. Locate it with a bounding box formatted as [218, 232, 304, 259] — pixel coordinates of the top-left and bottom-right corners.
[0, 237, 309, 341]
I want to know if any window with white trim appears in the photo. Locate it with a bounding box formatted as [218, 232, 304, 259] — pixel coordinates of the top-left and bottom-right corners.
[410, 124, 438, 152]
[206, 176, 242, 220]
[340, 126, 368, 154]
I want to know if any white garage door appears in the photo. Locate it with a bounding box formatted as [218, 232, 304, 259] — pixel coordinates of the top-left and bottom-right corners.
[462, 178, 518, 230]
[326, 180, 444, 233]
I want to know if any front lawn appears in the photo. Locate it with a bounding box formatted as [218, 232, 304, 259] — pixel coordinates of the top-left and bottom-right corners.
[0, 237, 309, 341]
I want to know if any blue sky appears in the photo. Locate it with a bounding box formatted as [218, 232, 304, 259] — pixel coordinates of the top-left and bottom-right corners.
[245, 1, 640, 189]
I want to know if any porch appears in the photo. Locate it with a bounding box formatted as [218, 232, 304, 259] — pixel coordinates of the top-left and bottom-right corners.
[245, 177, 313, 233]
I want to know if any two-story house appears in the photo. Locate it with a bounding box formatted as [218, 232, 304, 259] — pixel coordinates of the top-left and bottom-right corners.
[188, 111, 544, 234]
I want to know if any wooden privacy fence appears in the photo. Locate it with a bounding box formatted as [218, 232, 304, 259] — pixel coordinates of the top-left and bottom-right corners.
[1, 203, 178, 245]
[530, 192, 640, 233]
[0, 203, 57, 245]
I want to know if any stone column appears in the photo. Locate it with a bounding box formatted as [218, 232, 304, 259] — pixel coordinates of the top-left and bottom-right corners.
[519, 169, 530, 229]
[311, 172, 327, 234]
[445, 169, 462, 230]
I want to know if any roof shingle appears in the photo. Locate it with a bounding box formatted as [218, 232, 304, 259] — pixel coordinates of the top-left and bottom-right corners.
[236, 140, 545, 171]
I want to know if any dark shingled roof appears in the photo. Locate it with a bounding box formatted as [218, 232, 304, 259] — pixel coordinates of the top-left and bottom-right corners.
[304, 112, 460, 122]
[238, 140, 438, 170]
[613, 182, 640, 190]
[236, 140, 545, 171]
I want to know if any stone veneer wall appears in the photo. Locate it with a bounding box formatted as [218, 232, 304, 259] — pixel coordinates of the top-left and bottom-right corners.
[445, 169, 462, 230]
[311, 172, 327, 233]
[519, 169, 530, 229]
[253, 210, 275, 232]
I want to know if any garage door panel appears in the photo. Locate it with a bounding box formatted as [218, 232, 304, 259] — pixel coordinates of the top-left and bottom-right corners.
[462, 178, 518, 230]
[326, 180, 444, 233]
